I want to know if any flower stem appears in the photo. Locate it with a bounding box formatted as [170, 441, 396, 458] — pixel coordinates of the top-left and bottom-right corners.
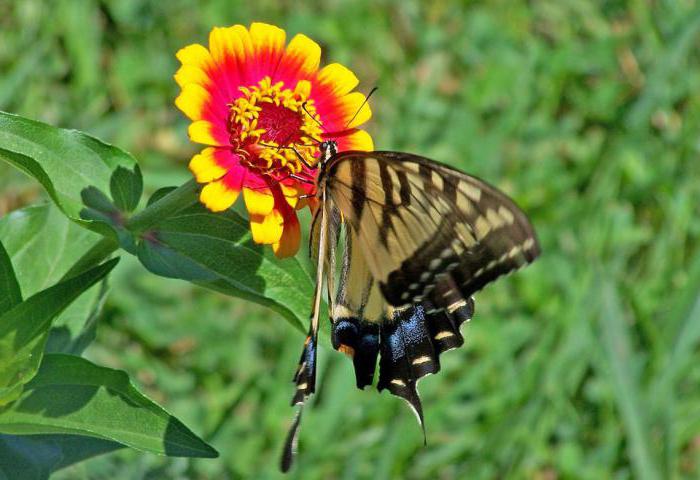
[126, 179, 199, 234]
[61, 236, 119, 280]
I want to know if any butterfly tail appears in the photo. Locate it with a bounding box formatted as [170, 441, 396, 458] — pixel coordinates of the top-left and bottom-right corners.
[374, 276, 475, 432]
[291, 327, 318, 405]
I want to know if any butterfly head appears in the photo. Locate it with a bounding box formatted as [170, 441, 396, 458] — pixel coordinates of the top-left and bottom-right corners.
[318, 139, 338, 167]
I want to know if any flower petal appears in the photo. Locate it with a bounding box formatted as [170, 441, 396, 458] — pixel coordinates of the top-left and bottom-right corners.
[250, 209, 284, 244]
[275, 33, 321, 84]
[176, 44, 213, 70]
[316, 63, 359, 97]
[273, 212, 301, 258]
[337, 129, 374, 152]
[208, 25, 255, 89]
[243, 186, 275, 216]
[175, 83, 212, 121]
[200, 178, 241, 212]
[337, 92, 373, 129]
[174, 64, 210, 88]
[279, 183, 301, 208]
[188, 120, 227, 146]
[189, 147, 227, 183]
[249, 22, 286, 80]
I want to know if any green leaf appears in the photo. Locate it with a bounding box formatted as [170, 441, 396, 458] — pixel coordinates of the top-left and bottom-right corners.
[0, 205, 100, 296]
[0, 354, 218, 458]
[0, 205, 115, 354]
[0, 433, 122, 480]
[0, 111, 143, 226]
[136, 204, 312, 331]
[110, 165, 143, 212]
[0, 259, 118, 404]
[0, 242, 21, 315]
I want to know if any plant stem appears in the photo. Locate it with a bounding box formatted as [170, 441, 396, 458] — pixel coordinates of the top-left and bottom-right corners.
[61, 236, 119, 280]
[125, 179, 198, 234]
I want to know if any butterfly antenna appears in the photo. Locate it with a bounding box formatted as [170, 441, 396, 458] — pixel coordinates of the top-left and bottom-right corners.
[343, 86, 378, 130]
[302, 101, 325, 131]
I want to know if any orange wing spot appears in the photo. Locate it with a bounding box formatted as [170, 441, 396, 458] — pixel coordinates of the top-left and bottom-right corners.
[338, 344, 355, 357]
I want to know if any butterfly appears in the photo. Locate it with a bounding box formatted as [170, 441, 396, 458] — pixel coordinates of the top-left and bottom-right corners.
[279, 137, 540, 471]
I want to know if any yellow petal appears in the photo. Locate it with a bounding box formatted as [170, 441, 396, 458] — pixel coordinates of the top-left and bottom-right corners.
[250, 210, 284, 244]
[280, 183, 299, 208]
[188, 121, 220, 146]
[342, 129, 374, 151]
[243, 187, 275, 216]
[176, 44, 213, 69]
[209, 25, 254, 66]
[189, 148, 227, 183]
[175, 83, 211, 121]
[317, 63, 359, 97]
[338, 92, 372, 128]
[273, 215, 301, 258]
[174, 64, 209, 88]
[284, 33, 321, 76]
[250, 22, 286, 60]
[200, 179, 240, 212]
[294, 80, 311, 98]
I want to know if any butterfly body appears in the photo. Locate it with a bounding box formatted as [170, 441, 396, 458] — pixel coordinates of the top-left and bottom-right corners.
[282, 142, 540, 471]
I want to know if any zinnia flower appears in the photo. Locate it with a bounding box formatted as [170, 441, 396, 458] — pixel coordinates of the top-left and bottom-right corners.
[174, 22, 373, 257]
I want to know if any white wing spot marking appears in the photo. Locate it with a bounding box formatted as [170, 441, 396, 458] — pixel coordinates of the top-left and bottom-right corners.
[456, 193, 473, 213]
[475, 215, 491, 239]
[459, 181, 481, 201]
[435, 331, 455, 340]
[412, 356, 432, 365]
[498, 205, 515, 225]
[431, 170, 444, 191]
[447, 299, 468, 313]
[486, 208, 504, 229]
[403, 162, 421, 173]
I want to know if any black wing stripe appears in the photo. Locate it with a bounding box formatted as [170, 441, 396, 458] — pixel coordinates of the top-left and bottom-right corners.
[350, 158, 366, 221]
[378, 163, 395, 249]
[397, 170, 412, 206]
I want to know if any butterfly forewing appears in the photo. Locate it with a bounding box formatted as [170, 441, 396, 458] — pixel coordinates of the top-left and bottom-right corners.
[324, 151, 540, 306]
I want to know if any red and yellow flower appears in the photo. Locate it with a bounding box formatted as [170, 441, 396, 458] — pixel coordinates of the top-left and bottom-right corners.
[174, 22, 373, 257]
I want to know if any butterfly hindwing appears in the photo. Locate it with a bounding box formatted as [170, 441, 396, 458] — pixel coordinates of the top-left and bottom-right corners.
[329, 223, 477, 425]
[330, 226, 382, 388]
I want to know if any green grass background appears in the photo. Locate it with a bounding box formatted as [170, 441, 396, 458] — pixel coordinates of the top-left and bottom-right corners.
[2, 0, 700, 478]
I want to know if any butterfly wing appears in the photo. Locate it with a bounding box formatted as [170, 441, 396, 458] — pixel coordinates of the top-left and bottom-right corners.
[323, 151, 540, 306]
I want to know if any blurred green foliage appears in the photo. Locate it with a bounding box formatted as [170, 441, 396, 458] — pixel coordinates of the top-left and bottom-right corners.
[2, 0, 700, 478]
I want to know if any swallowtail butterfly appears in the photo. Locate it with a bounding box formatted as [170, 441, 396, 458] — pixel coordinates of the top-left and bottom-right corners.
[280, 139, 540, 471]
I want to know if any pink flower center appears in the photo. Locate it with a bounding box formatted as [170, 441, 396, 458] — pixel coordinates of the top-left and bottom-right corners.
[227, 76, 323, 179]
[256, 103, 304, 145]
